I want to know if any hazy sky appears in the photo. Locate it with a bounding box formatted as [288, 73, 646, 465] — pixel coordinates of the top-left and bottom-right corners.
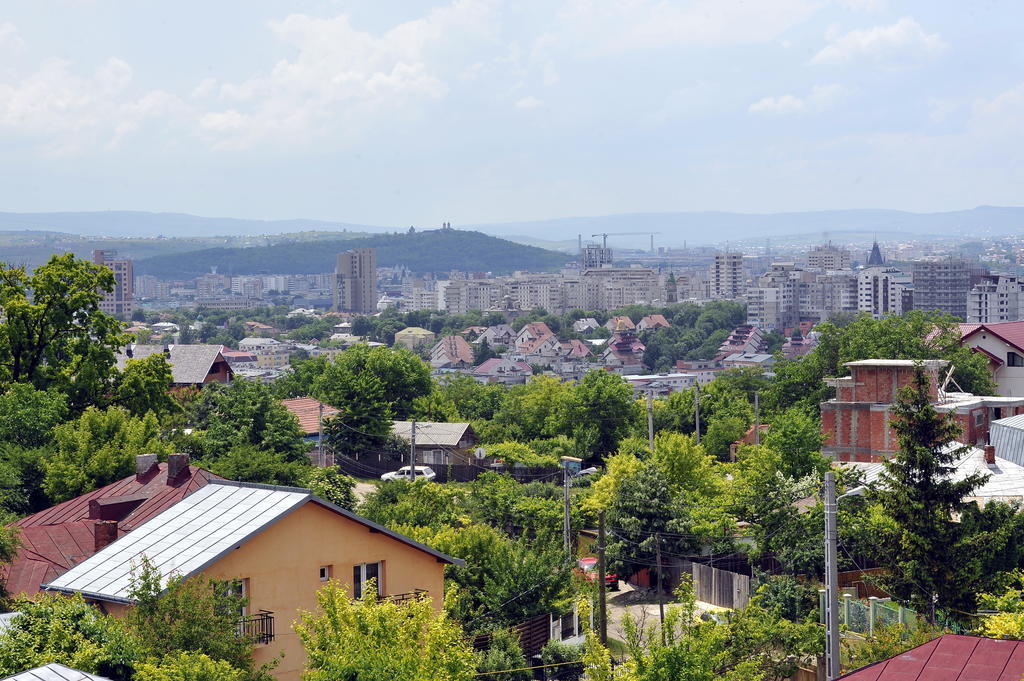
[1, 1, 1022, 226]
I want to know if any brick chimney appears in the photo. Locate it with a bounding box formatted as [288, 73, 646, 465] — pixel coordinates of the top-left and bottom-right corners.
[167, 453, 190, 481]
[135, 454, 158, 481]
[94, 520, 118, 552]
[985, 444, 996, 465]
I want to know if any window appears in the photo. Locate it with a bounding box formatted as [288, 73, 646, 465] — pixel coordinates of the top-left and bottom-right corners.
[353, 562, 382, 599]
[974, 410, 986, 427]
[1010, 352, 1024, 367]
[319, 565, 332, 582]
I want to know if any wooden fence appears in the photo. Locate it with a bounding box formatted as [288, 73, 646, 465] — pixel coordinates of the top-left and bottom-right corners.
[472, 613, 553, 659]
[692, 562, 751, 610]
[838, 568, 890, 599]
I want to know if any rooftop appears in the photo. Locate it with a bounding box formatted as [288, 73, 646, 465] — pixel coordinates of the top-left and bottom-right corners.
[44, 480, 460, 603]
[838, 634, 1024, 680]
[1, 664, 112, 681]
[116, 344, 228, 385]
[845, 359, 949, 368]
[281, 397, 339, 436]
[392, 420, 472, 447]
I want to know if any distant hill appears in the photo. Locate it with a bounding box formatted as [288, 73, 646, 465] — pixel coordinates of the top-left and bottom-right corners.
[135, 229, 569, 277]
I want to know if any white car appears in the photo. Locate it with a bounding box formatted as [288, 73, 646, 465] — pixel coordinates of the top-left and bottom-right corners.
[380, 466, 436, 482]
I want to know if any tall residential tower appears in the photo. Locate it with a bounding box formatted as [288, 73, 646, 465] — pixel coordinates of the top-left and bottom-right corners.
[333, 248, 377, 314]
[92, 250, 134, 320]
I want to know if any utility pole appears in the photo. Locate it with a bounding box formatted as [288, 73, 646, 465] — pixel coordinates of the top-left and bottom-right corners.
[754, 391, 761, 445]
[646, 392, 655, 452]
[410, 420, 417, 480]
[824, 472, 840, 681]
[694, 383, 702, 444]
[655, 532, 665, 635]
[597, 511, 608, 646]
[563, 465, 572, 556]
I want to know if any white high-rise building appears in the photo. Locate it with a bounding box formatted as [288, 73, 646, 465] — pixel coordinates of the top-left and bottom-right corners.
[709, 253, 745, 300]
[858, 266, 911, 319]
[968, 274, 1024, 323]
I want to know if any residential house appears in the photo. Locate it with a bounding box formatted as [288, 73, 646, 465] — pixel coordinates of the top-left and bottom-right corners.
[43, 479, 461, 681]
[717, 325, 766, 357]
[675, 359, 725, 385]
[621, 372, 696, 397]
[474, 324, 516, 348]
[572, 317, 601, 333]
[957, 321, 1024, 397]
[637, 314, 671, 331]
[561, 339, 593, 360]
[821, 359, 1024, 462]
[604, 315, 635, 332]
[393, 326, 436, 350]
[2, 664, 111, 680]
[116, 344, 232, 387]
[516, 334, 564, 364]
[721, 352, 775, 370]
[837, 634, 1024, 680]
[282, 397, 339, 441]
[601, 320, 646, 374]
[238, 337, 292, 369]
[221, 349, 258, 369]
[514, 322, 554, 351]
[430, 335, 475, 369]
[243, 320, 278, 336]
[472, 358, 534, 385]
[391, 421, 479, 465]
[3, 454, 217, 598]
[461, 325, 487, 338]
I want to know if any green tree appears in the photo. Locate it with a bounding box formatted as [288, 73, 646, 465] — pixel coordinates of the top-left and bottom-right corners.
[761, 408, 828, 479]
[321, 371, 394, 459]
[473, 338, 497, 365]
[125, 558, 267, 679]
[0, 254, 130, 409]
[302, 467, 357, 510]
[45, 407, 171, 502]
[476, 628, 529, 681]
[701, 415, 748, 459]
[0, 593, 141, 680]
[113, 354, 177, 418]
[187, 381, 306, 462]
[0, 383, 68, 448]
[202, 445, 308, 487]
[272, 355, 329, 399]
[314, 345, 432, 420]
[296, 581, 476, 681]
[359, 480, 467, 531]
[565, 370, 638, 456]
[135, 652, 247, 681]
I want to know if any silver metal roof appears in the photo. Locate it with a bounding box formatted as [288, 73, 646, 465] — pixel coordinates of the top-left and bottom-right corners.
[43, 480, 459, 602]
[1, 664, 112, 681]
[991, 414, 1024, 468]
[392, 421, 471, 447]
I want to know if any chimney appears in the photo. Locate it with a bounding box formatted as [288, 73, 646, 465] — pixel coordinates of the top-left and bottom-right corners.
[135, 453, 158, 481]
[94, 520, 118, 552]
[167, 453, 190, 481]
[985, 444, 996, 465]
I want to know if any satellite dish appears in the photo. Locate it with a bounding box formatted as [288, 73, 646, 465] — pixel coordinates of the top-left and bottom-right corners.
[475, 447, 486, 460]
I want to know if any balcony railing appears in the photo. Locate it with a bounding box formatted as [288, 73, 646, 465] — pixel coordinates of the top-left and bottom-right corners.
[386, 589, 429, 604]
[239, 610, 275, 644]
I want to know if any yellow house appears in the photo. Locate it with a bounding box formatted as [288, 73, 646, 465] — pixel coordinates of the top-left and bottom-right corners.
[43, 480, 460, 681]
[393, 326, 436, 350]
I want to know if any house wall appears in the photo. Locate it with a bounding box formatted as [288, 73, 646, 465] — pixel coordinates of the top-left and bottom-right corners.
[205, 359, 233, 384]
[963, 332, 1024, 397]
[93, 504, 447, 681]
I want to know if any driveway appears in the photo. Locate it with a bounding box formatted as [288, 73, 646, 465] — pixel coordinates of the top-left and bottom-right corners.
[604, 582, 727, 645]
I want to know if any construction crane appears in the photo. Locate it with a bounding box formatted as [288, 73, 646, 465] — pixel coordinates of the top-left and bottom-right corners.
[591, 231, 662, 249]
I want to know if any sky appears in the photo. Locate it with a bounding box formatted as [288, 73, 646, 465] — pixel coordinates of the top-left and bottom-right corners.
[1, 1, 1022, 227]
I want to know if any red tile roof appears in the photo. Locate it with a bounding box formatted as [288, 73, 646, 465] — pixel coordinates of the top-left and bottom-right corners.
[282, 397, 339, 435]
[839, 634, 1024, 680]
[4, 461, 218, 597]
[960, 321, 1024, 355]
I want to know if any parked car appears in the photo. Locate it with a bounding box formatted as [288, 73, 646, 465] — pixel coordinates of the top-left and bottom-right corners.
[380, 466, 437, 482]
[576, 557, 618, 590]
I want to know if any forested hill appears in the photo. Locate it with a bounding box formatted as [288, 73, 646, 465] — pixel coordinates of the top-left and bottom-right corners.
[135, 229, 569, 277]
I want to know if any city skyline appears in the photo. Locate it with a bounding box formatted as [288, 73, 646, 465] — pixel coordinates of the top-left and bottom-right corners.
[1, 2, 1023, 229]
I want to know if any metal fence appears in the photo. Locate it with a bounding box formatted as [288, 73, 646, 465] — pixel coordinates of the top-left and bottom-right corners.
[819, 592, 917, 636]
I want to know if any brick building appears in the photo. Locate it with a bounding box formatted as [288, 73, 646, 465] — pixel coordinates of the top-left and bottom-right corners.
[821, 359, 1024, 462]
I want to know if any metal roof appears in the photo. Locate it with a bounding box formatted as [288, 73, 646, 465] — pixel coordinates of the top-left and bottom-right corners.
[991, 414, 1024, 468]
[392, 421, 472, 447]
[838, 634, 1024, 680]
[1, 664, 112, 681]
[43, 480, 460, 602]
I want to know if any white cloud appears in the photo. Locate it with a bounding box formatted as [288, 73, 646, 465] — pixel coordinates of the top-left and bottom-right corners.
[748, 83, 847, 115]
[810, 17, 946, 66]
[515, 95, 543, 109]
[0, 56, 182, 155]
[836, 0, 888, 11]
[0, 21, 24, 52]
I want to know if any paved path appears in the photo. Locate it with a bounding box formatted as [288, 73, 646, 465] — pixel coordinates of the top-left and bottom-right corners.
[604, 583, 727, 644]
[354, 482, 377, 502]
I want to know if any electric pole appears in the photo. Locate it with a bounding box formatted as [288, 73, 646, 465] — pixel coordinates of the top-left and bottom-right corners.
[597, 511, 608, 646]
[655, 532, 665, 635]
[410, 420, 417, 480]
[317, 401, 324, 467]
[824, 472, 840, 681]
[646, 392, 655, 452]
[694, 383, 701, 444]
[563, 465, 572, 556]
[754, 391, 761, 445]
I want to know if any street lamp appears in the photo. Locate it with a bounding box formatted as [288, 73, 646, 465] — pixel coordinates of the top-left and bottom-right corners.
[824, 472, 867, 681]
[562, 457, 598, 556]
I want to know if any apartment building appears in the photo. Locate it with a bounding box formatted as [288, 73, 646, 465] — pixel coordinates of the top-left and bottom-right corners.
[858, 266, 911, 319]
[92, 250, 134, 319]
[913, 258, 971, 320]
[807, 242, 852, 270]
[333, 248, 377, 314]
[709, 253, 745, 300]
[968, 275, 1024, 323]
[581, 244, 614, 270]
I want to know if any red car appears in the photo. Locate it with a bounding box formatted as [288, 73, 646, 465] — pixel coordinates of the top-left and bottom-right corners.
[577, 557, 619, 590]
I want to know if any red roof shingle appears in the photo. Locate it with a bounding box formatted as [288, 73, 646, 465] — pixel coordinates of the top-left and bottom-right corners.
[282, 397, 339, 436]
[839, 634, 1024, 680]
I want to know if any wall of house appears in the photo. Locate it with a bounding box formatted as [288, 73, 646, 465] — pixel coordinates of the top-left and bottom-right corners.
[204, 359, 233, 384]
[199, 502, 447, 681]
[963, 333, 1024, 397]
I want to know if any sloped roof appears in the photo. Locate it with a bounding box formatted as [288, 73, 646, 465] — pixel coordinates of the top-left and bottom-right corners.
[116, 344, 228, 385]
[473, 358, 532, 375]
[1, 664, 112, 681]
[44, 480, 460, 603]
[432, 336, 474, 365]
[838, 634, 1024, 680]
[392, 421, 473, 447]
[639, 314, 670, 329]
[395, 327, 435, 338]
[4, 462, 217, 597]
[281, 397, 338, 435]
[865, 240, 885, 266]
[960, 321, 1024, 355]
